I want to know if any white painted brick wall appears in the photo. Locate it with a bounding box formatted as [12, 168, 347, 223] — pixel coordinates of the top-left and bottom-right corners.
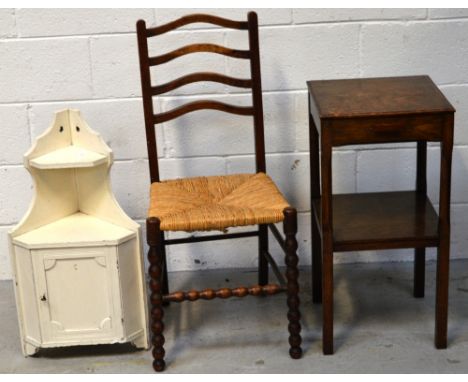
[154, 9, 292, 29]
[0, 9, 16, 38]
[428, 9, 468, 19]
[0, 227, 13, 279]
[1, 8, 468, 280]
[0, 38, 93, 102]
[292, 8, 427, 23]
[0, 166, 33, 225]
[0, 105, 30, 164]
[225, 24, 361, 91]
[15, 9, 155, 37]
[361, 20, 468, 84]
[440, 85, 468, 144]
[89, 35, 142, 98]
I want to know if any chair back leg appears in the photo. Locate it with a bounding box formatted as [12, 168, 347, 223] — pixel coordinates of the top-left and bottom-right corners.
[258, 224, 269, 285]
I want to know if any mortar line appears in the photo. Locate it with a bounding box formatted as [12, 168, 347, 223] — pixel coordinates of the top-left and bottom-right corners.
[112, 144, 468, 162]
[358, 23, 363, 78]
[3, 15, 468, 43]
[11, 8, 17, 38]
[4, 144, 468, 168]
[87, 37, 95, 98]
[3, 81, 468, 106]
[0, 89, 310, 106]
[26, 103, 33, 146]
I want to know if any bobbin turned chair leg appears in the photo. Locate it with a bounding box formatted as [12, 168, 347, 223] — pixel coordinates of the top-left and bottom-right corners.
[160, 239, 170, 306]
[283, 207, 303, 359]
[147, 217, 166, 372]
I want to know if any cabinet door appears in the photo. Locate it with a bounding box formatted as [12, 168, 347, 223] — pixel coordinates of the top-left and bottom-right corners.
[32, 246, 123, 345]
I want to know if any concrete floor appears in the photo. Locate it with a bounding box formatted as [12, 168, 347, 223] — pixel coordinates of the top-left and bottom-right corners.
[1, 260, 468, 373]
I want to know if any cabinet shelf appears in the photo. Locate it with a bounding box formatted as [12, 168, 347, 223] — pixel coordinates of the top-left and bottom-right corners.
[13, 213, 136, 249]
[30, 146, 107, 169]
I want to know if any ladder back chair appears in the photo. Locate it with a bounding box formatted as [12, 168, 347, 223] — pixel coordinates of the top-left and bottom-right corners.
[136, 12, 302, 372]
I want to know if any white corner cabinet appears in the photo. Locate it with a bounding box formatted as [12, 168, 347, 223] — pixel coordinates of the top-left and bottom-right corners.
[8, 109, 149, 356]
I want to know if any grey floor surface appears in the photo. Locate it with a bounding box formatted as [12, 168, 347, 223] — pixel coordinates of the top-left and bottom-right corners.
[2, 260, 468, 373]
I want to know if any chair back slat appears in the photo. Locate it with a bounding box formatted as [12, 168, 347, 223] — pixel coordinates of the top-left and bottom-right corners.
[137, 12, 266, 183]
[149, 44, 250, 66]
[153, 100, 254, 124]
[151, 72, 252, 95]
[146, 13, 248, 37]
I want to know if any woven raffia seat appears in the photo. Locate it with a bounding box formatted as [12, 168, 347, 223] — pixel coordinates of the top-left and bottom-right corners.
[148, 172, 290, 232]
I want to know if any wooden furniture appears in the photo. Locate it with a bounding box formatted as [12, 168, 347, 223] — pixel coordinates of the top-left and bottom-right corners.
[308, 75, 455, 355]
[136, 12, 302, 372]
[8, 109, 149, 356]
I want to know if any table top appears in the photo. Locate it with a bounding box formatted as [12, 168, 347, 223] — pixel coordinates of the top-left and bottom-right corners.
[307, 75, 455, 119]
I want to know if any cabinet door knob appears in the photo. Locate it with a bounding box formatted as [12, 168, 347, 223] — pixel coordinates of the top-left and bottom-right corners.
[40, 294, 47, 302]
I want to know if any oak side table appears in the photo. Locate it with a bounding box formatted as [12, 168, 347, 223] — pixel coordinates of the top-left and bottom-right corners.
[307, 75, 455, 355]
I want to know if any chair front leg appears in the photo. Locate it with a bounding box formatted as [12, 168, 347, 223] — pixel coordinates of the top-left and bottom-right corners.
[147, 217, 166, 372]
[283, 207, 303, 359]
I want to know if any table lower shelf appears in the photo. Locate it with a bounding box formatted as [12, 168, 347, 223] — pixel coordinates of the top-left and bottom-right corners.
[312, 191, 439, 252]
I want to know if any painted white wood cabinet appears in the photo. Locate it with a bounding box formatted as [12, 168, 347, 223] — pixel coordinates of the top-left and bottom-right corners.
[8, 109, 149, 356]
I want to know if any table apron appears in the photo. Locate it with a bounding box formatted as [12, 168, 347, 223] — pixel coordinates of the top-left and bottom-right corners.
[322, 113, 448, 146]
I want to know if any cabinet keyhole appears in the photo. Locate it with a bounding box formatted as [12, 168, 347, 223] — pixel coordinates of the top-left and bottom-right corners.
[40, 294, 47, 302]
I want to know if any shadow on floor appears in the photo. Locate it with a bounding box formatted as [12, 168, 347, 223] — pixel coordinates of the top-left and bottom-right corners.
[36, 343, 141, 359]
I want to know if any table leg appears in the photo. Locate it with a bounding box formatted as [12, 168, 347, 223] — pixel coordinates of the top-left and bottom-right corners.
[321, 127, 334, 355]
[435, 115, 453, 349]
[312, 216, 322, 304]
[414, 248, 425, 298]
[414, 141, 427, 298]
[309, 103, 322, 304]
